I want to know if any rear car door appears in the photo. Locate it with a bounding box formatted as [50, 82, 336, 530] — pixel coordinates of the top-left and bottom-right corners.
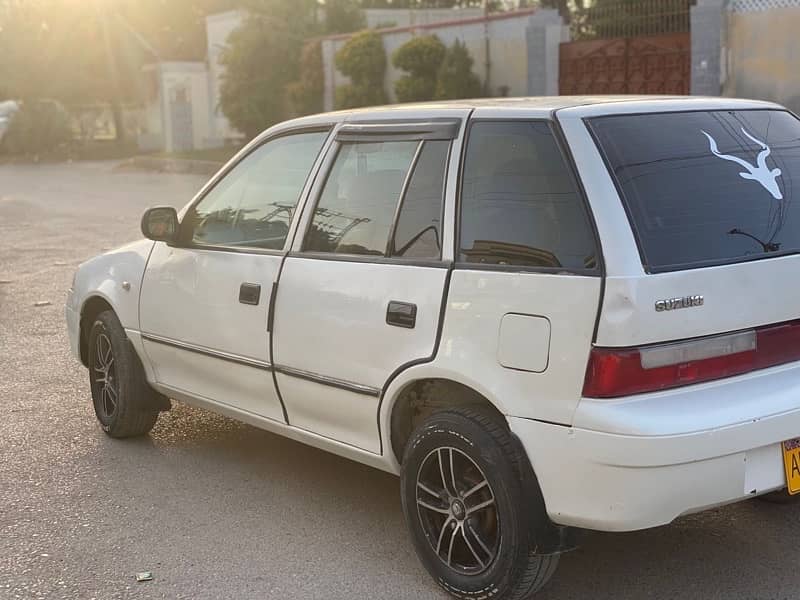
[139, 127, 330, 421]
[272, 116, 466, 453]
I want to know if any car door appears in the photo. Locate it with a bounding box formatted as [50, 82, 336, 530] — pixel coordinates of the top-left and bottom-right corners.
[272, 116, 466, 453]
[139, 127, 331, 421]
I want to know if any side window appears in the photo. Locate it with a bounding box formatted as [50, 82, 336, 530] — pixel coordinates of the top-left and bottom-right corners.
[304, 141, 418, 255]
[390, 140, 450, 259]
[184, 130, 328, 250]
[459, 121, 598, 270]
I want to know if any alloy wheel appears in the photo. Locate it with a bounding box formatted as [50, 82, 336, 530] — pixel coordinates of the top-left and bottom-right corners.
[415, 446, 500, 575]
[92, 332, 118, 419]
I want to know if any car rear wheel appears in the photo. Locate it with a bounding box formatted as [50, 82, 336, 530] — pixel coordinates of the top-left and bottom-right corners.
[88, 310, 159, 438]
[400, 407, 558, 600]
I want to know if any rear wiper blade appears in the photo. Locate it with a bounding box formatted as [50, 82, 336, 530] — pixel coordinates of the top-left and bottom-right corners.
[728, 228, 781, 252]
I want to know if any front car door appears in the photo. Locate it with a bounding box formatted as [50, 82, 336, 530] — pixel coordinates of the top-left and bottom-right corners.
[272, 113, 469, 453]
[139, 126, 331, 421]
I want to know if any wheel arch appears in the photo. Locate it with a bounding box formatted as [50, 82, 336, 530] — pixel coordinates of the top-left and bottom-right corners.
[386, 377, 506, 467]
[79, 294, 115, 367]
[381, 365, 510, 462]
[382, 369, 579, 555]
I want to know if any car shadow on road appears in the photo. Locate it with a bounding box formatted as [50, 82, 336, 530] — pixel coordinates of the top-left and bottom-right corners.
[105, 401, 798, 600]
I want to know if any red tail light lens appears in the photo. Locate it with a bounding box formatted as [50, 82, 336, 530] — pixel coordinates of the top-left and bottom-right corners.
[583, 320, 800, 398]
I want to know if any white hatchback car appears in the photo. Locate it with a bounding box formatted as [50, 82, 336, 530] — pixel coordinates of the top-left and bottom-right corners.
[67, 96, 800, 599]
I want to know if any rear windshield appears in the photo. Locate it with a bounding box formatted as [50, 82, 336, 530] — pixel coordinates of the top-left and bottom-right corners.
[589, 109, 800, 271]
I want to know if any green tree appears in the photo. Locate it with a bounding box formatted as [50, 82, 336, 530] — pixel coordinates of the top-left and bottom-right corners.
[324, 0, 365, 34]
[218, 13, 305, 138]
[334, 30, 387, 109]
[435, 39, 482, 100]
[286, 40, 324, 117]
[392, 35, 446, 103]
[1, 99, 72, 155]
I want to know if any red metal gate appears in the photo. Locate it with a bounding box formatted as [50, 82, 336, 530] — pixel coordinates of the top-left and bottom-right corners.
[559, 32, 691, 95]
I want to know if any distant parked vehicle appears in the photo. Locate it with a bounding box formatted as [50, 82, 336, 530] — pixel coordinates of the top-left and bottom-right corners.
[67, 96, 800, 599]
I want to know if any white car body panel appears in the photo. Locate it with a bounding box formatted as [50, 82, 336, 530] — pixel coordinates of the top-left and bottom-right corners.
[66, 238, 155, 362]
[273, 259, 448, 453]
[139, 245, 284, 421]
[430, 270, 601, 424]
[597, 256, 800, 347]
[67, 96, 800, 534]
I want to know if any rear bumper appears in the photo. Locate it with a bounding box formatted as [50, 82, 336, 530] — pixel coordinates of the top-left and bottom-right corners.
[510, 362, 800, 532]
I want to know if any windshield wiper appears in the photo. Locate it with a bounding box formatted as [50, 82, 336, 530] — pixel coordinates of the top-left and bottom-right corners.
[728, 228, 781, 252]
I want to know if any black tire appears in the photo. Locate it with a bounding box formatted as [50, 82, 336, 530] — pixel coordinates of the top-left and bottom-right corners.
[401, 407, 558, 600]
[88, 310, 159, 438]
[756, 489, 800, 504]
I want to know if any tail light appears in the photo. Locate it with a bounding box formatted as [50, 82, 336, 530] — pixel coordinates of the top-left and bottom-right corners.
[583, 320, 800, 398]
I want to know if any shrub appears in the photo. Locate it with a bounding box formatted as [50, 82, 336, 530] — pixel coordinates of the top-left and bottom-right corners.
[285, 40, 324, 118]
[334, 30, 387, 109]
[1, 100, 72, 155]
[335, 83, 387, 110]
[435, 40, 483, 101]
[392, 35, 446, 103]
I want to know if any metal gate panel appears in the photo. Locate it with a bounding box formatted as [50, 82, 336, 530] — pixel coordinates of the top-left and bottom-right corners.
[559, 32, 690, 95]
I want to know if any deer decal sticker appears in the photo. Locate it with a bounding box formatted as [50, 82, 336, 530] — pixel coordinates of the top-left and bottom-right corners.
[701, 128, 783, 200]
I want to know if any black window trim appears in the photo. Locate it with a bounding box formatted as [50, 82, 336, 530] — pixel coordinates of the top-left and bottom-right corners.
[453, 116, 604, 277]
[386, 140, 425, 256]
[584, 107, 796, 274]
[336, 118, 461, 142]
[171, 124, 334, 256]
[296, 125, 457, 267]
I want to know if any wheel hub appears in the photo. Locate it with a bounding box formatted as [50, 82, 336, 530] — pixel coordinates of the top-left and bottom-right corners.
[450, 499, 466, 520]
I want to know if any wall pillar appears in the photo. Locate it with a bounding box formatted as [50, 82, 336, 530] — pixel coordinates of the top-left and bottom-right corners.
[691, 0, 726, 96]
[525, 9, 569, 96]
[321, 38, 336, 112]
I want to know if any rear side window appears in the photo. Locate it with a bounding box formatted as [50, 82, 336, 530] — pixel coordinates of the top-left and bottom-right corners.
[459, 121, 598, 270]
[304, 141, 418, 255]
[589, 109, 800, 271]
[304, 139, 450, 259]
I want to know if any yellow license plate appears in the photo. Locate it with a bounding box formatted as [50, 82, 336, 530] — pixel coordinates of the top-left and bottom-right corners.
[782, 438, 800, 495]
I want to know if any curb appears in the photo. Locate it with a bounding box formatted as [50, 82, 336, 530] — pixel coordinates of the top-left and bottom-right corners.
[114, 156, 224, 176]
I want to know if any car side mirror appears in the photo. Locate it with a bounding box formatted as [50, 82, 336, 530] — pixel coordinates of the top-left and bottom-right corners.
[141, 206, 179, 243]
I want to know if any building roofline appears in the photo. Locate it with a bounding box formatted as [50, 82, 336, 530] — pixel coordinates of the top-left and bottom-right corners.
[320, 7, 537, 42]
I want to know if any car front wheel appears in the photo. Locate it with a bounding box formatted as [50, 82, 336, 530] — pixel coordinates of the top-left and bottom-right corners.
[88, 310, 159, 438]
[400, 407, 558, 600]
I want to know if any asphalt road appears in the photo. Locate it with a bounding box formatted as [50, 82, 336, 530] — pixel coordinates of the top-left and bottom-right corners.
[1, 161, 798, 600]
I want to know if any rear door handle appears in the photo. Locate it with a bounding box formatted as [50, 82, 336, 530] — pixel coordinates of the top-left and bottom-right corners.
[239, 283, 261, 306]
[386, 301, 417, 329]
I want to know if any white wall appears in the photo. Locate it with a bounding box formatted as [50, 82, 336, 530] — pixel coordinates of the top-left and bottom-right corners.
[154, 62, 211, 153]
[322, 9, 540, 111]
[724, 3, 800, 114]
[364, 7, 483, 29]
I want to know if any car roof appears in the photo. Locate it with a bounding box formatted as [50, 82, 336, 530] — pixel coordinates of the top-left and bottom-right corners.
[262, 96, 784, 141]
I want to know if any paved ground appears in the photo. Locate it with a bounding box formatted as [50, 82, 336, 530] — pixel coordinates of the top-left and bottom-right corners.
[1, 161, 798, 600]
